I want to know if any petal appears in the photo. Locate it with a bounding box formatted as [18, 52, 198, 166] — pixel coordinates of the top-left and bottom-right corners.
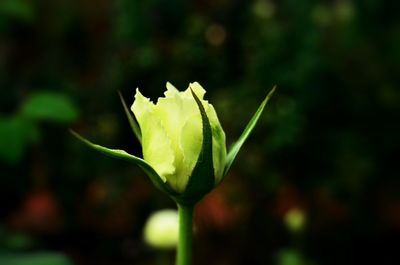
[161, 82, 226, 188]
[184, 82, 206, 99]
[153, 91, 201, 192]
[179, 114, 203, 190]
[131, 89, 175, 181]
[165, 82, 179, 97]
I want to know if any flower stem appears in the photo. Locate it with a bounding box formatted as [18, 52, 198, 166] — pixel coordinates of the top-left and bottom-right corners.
[176, 204, 194, 265]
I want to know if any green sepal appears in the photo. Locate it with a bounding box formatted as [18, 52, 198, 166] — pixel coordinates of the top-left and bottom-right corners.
[223, 86, 276, 177]
[118, 91, 142, 144]
[173, 88, 215, 206]
[69, 130, 175, 195]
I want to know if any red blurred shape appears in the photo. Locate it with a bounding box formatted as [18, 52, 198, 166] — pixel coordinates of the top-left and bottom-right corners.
[8, 190, 62, 233]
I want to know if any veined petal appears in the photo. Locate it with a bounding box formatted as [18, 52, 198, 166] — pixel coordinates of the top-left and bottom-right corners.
[153, 88, 202, 192]
[165, 82, 179, 97]
[169, 82, 226, 187]
[185, 82, 206, 99]
[179, 114, 203, 190]
[131, 89, 175, 181]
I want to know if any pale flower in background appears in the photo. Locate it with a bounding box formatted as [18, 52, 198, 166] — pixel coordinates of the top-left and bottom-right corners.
[144, 209, 179, 249]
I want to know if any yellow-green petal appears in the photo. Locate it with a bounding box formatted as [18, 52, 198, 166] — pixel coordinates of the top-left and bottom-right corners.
[179, 114, 203, 187]
[185, 82, 206, 99]
[131, 89, 175, 182]
[165, 82, 179, 97]
[153, 83, 203, 192]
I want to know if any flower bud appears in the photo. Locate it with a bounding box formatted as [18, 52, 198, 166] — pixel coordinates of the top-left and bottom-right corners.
[131, 82, 226, 194]
[72, 81, 275, 206]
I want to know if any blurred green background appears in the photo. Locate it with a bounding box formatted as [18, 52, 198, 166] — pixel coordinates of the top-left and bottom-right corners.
[0, 0, 399, 265]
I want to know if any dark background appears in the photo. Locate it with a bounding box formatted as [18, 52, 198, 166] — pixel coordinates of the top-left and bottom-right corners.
[0, 0, 399, 265]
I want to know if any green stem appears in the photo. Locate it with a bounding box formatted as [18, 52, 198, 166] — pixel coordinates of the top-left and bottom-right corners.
[176, 204, 194, 265]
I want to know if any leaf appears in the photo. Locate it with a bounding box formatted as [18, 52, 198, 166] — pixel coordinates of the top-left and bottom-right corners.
[174, 88, 214, 206]
[118, 91, 142, 143]
[1, 229, 36, 250]
[0, 0, 35, 23]
[277, 250, 304, 265]
[21, 92, 78, 123]
[70, 130, 174, 195]
[0, 116, 39, 164]
[0, 252, 72, 265]
[223, 86, 276, 176]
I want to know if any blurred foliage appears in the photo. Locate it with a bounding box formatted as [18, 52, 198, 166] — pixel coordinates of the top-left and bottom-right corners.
[0, 253, 72, 265]
[0, 0, 35, 26]
[277, 250, 312, 265]
[0, 91, 78, 164]
[0, 225, 36, 251]
[0, 116, 38, 164]
[0, 0, 399, 265]
[21, 92, 78, 123]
